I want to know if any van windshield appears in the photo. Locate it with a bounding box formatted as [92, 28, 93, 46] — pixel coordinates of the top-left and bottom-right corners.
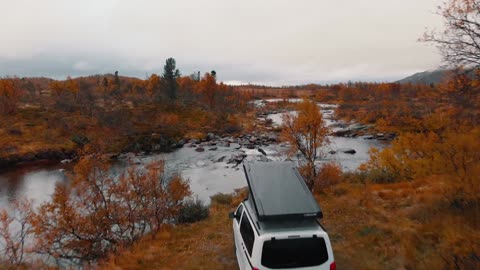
[261, 237, 328, 268]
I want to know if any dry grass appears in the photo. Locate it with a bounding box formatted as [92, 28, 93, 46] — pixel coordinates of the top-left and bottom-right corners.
[321, 178, 480, 270]
[100, 201, 240, 270]
[0, 109, 76, 159]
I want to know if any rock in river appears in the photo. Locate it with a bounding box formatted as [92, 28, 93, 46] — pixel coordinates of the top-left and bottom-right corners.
[246, 144, 255, 149]
[217, 141, 230, 147]
[227, 153, 247, 164]
[215, 156, 226, 163]
[340, 148, 356, 154]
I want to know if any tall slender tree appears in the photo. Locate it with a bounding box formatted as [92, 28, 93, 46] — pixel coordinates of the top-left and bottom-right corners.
[162, 58, 180, 101]
[281, 99, 330, 190]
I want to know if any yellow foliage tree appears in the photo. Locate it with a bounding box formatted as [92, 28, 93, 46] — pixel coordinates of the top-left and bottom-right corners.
[281, 99, 329, 190]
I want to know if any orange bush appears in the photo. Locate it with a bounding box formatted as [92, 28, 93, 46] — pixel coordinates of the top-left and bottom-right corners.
[315, 162, 343, 191]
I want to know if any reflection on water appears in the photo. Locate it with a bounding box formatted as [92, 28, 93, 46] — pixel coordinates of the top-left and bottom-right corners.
[0, 162, 68, 208]
[0, 102, 387, 209]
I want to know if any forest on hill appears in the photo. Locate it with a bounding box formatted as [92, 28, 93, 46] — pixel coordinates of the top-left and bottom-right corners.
[0, 59, 251, 168]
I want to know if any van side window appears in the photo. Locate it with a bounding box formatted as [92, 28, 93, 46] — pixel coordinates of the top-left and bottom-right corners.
[240, 214, 255, 256]
[235, 205, 244, 223]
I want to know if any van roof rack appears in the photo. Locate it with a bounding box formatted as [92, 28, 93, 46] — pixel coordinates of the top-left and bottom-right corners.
[243, 161, 323, 221]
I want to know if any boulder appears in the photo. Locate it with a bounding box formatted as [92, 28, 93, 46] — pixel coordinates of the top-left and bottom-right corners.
[227, 153, 247, 164]
[340, 148, 356, 154]
[188, 139, 200, 145]
[184, 143, 196, 148]
[348, 123, 369, 131]
[258, 148, 267, 156]
[246, 144, 255, 149]
[267, 134, 278, 142]
[206, 133, 215, 141]
[216, 156, 226, 163]
[195, 147, 205, 152]
[217, 141, 230, 147]
[208, 146, 218, 151]
[176, 139, 186, 147]
[333, 129, 350, 137]
[256, 155, 270, 162]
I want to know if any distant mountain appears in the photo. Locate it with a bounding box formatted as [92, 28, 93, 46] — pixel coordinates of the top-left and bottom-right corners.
[396, 69, 450, 85]
[397, 68, 477, 85]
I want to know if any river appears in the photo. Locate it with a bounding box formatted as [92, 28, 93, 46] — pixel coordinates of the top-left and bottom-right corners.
[0, 101, 387, 210]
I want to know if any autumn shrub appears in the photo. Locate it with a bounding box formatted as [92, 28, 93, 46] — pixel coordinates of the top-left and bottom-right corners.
[26, 157, 191, 266]
[0, 200, 33, 268]
[361, 128, 480, 208]
[314, 162, 343, 191]
[210, 193, 233, 205]
[222, 120, 242, 134]
[358, 148, 404, 183]
[177, 198, 209, 224]
[71, 134, 90, 146]
[333, 186, 348, 197]
[0, 79, 23, 115]
[342, 171, 367, 184]
[231, 188, 249, 206]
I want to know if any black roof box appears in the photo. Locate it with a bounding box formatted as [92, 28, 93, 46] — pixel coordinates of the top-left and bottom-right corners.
[243, 161, 323, 221]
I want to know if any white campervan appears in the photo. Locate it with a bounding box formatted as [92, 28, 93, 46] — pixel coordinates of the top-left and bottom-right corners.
[230, 162, 335, 270]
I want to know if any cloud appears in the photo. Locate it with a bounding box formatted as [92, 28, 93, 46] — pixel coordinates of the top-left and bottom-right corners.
[0, 0, 443, 84]
[73, 61, 95, 71]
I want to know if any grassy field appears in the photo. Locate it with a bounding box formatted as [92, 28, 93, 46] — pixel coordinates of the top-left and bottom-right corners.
[100, 193, 244, 270]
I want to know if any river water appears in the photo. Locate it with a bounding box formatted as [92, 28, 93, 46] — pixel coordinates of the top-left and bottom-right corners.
[0, 101, 386, 209]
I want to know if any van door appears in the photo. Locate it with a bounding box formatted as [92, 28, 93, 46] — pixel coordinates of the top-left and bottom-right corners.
[239, 212, 256, 270]
[233, 204, 245, 269]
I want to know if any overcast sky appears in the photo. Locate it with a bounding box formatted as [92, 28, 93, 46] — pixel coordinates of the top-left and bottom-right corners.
[1, 0, 443, 85]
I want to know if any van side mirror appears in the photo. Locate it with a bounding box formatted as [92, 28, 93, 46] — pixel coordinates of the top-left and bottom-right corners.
[229, 211, 236, 219]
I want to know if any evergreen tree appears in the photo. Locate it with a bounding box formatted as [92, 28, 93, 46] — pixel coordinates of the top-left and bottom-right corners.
[162, 58, 180, 100]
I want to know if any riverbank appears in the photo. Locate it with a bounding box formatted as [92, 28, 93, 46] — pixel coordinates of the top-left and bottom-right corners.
[0, 106, 251, 170]
[0, 98, 391, 170]
[0, 101, 388, 210]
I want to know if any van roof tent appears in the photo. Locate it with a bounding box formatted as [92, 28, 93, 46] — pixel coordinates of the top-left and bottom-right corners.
[243, 161, 323, 221]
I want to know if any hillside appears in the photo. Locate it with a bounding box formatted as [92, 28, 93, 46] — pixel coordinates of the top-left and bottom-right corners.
[397, 68, 476, 85]
[397, 69, 449, 85]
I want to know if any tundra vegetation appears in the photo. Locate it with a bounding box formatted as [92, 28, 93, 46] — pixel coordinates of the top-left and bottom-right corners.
[101, 1, 478, 268]
[0, 0, 479, 269]
[0, 60, 250, 167]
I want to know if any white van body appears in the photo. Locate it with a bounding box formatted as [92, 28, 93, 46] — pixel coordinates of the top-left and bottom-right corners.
[232, 199, 335, 270]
